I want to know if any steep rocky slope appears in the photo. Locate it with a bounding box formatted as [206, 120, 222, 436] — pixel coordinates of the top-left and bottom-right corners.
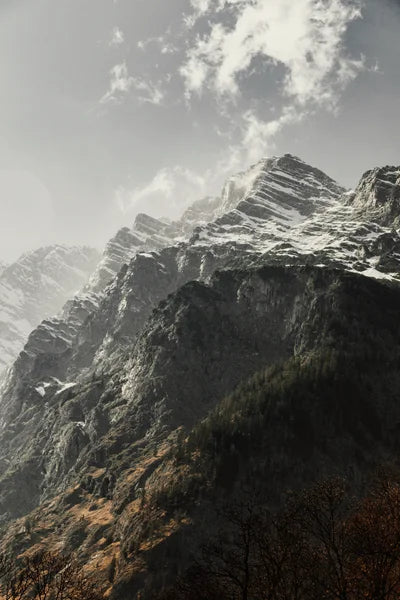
[192, 157, 400, 280]
[2, 267, 400, 598]
[7, 154, 399, 400]
[0, 154, 399, 510]
[0, 246, 100, 371]
[88, 192, 228, 294]
[1, 154, 400, 597]
[14, 185, 240, 384]
[349, 164, 400, 225]
[88, 214, 178, 293]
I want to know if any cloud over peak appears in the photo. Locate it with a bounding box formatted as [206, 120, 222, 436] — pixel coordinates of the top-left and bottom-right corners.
[115, 165, 207, 219]
[110, 0, 370, 223]
[177, 0, 365, 175]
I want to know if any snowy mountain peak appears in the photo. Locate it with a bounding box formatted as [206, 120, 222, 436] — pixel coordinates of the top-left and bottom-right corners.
[3, 154, 400, 385]
[191, 155, 346, 251]
[218, 154, 345, 217]
[258, 153, 345, 198]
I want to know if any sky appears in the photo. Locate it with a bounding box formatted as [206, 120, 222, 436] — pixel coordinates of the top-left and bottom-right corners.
[0, 0, 399, 262]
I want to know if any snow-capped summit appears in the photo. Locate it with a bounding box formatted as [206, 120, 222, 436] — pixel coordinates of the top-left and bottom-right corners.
[181, 155, 400, 282]
[190, 154, 346, 251]
[221, 154, 345, 221]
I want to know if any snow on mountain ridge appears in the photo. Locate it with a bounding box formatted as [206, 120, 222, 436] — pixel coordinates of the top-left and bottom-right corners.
[191, 154, 346, 247]
[186, 155, 400, 282]
[3, 154, 400, 387]
[88, 214, 178, 292]
[88, 155, 332, 296]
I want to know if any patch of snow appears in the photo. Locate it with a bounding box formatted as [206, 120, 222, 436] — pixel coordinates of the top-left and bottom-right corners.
[55, 382, 77, 395]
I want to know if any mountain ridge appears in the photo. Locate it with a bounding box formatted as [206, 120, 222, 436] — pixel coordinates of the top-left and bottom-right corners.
[1, 154, 400, 597]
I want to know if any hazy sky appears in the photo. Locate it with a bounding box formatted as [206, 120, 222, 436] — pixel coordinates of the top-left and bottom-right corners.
[0, 0, 399, 262]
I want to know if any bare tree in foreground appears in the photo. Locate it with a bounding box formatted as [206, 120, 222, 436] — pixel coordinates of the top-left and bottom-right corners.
[0, 551, 102, 600]
[154, 473, 400, 600]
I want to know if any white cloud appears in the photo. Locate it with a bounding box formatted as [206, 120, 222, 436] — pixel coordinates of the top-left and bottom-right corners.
[182, 0, 363, 108]
[241, 106, 302, 162]
[109, 26, 125, 47]
[131, 78, 165, 105]
[137, 35, 177, 55]
[186, 0, 213, 23]
[180, 54, 209, 96]
[178, 0, 365, 180]
[115, 166, 207, 219]
[101, 62, 133, 104]
[190, 0, 212, 15]
[111, 0, 368, 225]
[100, 63, 164, 105]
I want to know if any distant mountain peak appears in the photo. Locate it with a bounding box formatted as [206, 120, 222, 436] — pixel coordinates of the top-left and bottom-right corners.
[0, 245, 100, 371]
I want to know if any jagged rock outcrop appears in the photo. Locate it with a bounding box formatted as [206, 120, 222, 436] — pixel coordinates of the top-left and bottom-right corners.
[191, 154, 345, 244]
[88, 214, 179, 293]
[349, 165, 400, 225]
[13, 175, 260, 390]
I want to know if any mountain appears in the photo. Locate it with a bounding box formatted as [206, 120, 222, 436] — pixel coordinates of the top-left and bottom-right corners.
[192, 156, 400, 279]
[1, 154, 400, 598]
[0, 246, 100, 372]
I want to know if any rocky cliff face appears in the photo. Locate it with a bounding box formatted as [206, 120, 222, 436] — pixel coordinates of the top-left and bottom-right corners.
[0, 246, 100, 371]
[87, 214, 180, 293]
[1, 154, 400, 597]
[349, 165, 400, 225]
